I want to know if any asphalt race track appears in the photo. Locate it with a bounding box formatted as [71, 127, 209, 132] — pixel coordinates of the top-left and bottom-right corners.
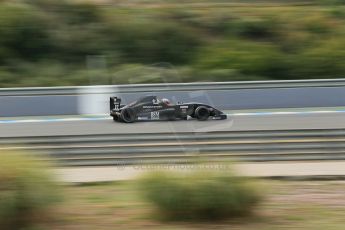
[2, 111, 345, 181]
[1, 112, 345, 137]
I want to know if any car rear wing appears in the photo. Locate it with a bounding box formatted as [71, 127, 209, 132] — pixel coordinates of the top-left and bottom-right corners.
[110, 97, 121, 111]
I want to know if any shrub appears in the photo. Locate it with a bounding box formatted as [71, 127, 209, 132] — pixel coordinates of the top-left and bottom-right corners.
[139, 167, 261, 221]
[0, 149, 61, 229]
[302, 14, 332, 34]
[0, 69, 16, 87]
[291, 38, 345, 79]
[109, 21, 202, 65]
[329, 6, 345, 18]
[231, 18, 278, 40]
[194, 40, 290, 79]
[0, 4, 53, 61]
[317, 0, 345, 6]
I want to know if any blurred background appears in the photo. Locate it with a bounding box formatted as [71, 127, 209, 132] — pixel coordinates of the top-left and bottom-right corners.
[1, 1, 345, 230]
[0, 0, 345, 87]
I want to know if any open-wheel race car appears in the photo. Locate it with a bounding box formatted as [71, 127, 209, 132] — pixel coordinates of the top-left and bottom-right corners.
[110, 95, 227, 123]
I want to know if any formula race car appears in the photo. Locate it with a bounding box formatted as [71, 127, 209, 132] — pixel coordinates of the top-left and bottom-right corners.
[110, 95, 227, 123]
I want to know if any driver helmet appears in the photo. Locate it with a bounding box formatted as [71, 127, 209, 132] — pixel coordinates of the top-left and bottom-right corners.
[161, 98, 171, 105]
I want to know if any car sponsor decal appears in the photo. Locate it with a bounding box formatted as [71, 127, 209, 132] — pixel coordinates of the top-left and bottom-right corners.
[152, 99, 159, 105]
[151, 111, 160, 120]
[180, 105, 189, 109]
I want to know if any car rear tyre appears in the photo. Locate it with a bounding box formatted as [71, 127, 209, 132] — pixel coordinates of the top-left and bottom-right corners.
[120, 108, 135, 123]
[195, 106, 210, 121]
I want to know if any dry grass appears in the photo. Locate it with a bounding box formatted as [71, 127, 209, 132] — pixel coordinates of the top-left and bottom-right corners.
[46, 180, 345, 230]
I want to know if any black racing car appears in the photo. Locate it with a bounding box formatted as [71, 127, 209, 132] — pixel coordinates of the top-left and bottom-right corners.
[110, 95, 227, 123]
